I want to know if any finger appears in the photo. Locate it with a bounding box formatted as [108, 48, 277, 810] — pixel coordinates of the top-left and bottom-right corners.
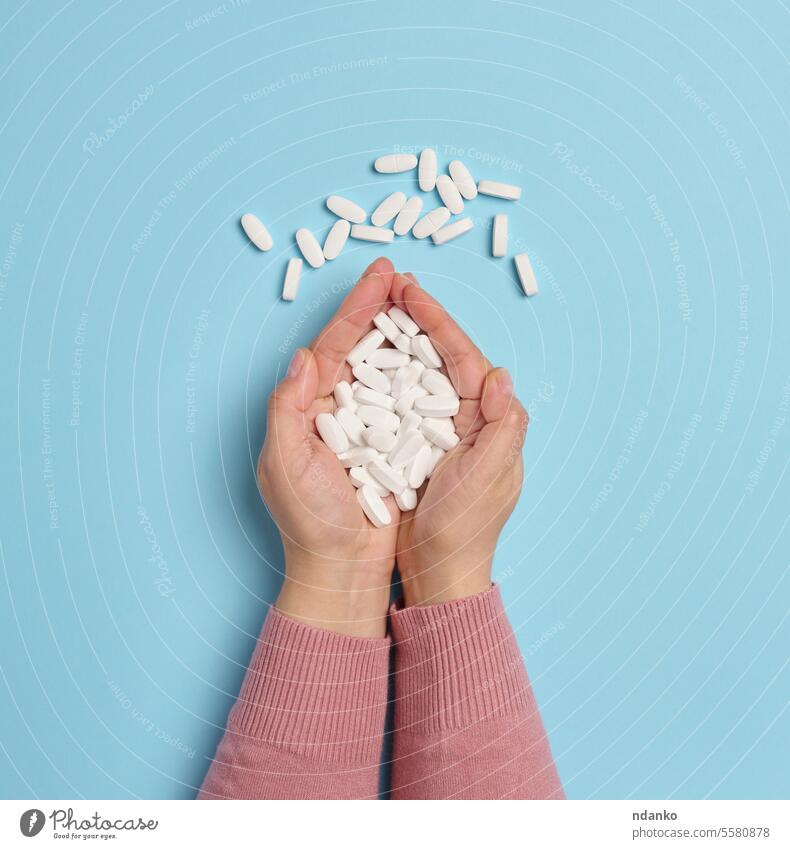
[389, 270, 418, 308]
[263, 347, 320, 458]
[310, 257, 395, 395]
[395, 273, 490, 398]
[463, 368, 528, 480]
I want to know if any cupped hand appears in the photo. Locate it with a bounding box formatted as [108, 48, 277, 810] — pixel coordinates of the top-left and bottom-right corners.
[389, 273, 529, 606]
[257, 258, 400, 636]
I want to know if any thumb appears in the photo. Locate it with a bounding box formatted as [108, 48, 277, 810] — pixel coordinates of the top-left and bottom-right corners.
[265, 347, 320, 455]
[466, 368, 529, 476]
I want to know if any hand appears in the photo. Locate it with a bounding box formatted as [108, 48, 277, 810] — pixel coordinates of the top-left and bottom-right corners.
[257, 258, 401, 637]
[389, 273, 529, 606]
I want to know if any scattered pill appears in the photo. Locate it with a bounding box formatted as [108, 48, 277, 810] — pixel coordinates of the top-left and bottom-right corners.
[514, 252, 538, 296]
[477, 179, 521, 200]
[374, 153, 418, 173]
[295, 227, 325, 268]
[241, 213, 273, 251]
[448, 160, 478, 200]
[315, 412, 349, 454]
[371, 191, 407, 226]
[326, 195, 366, 223]
[323, 219, 351, 260]
[394, 196, 423, 235]
[412, 206, 451, 239]
[492, 214, 508, 258]
[350, 224, 395, 243]
[431, 217, 474, 246]
[357, 485, 391, 527]
[435, 174, 464, 215]
[282, 258, 302, 301]
[411, 334, 443, 368]
[418, 148, 437, 191]
[347, 329, 385, 367]
[388, 306, 420, 337]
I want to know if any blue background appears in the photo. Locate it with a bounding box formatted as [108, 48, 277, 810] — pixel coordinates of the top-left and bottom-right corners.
[0, 0, 787, 800]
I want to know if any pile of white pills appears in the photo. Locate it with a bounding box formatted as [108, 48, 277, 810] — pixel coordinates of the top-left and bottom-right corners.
[241, 148, 538, 302]
[315, 305, 460, 528]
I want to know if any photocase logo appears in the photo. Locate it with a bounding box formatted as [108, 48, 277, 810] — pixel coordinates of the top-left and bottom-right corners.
[20, 809, 45, 837]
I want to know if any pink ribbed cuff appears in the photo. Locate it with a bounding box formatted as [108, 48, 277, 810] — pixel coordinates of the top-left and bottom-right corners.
[228, 607, 391, 766]
[390, 585, 533, 733]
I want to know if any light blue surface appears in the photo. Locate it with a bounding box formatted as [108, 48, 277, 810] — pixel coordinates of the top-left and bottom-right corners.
[0, 0, 787, 800]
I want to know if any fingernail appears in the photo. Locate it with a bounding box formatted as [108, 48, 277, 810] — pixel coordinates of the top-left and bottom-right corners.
[288, 348, 305, 377]
[497, 369, 513, 395]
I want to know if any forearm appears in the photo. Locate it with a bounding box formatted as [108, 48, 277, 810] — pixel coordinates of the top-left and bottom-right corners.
[199, 607, 390, 799]
[389, 584, 564, 799]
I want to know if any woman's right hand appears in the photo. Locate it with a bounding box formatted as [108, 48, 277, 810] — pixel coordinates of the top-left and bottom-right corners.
[389, 273, 529, 607]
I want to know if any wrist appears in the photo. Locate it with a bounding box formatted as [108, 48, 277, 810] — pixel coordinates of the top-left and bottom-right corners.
[277, 551, 393, 638]
[398, 553, 493, 607]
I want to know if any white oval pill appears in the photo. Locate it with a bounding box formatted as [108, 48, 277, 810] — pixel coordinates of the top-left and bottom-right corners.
[398, 410, 423, 434]
[334, 380, 357, 412]
[477, 179, 521, 200]
[371, 191, 406, 227]
[315, 412, 349, 454]
[492, 213, 508, 258]
[364, 427, 397, 453]
[411, 335, 443, 369]
[337, 446, 379, 468]
[387, 306, 420, 337]
[414, 395, 460, 418]
[357, 405, 400, 432]
[389, 432, 426, 469]
[365, 348, 411, 369]
[295, 227, 325, 268]
[392, 360, 425, 399]
[448, 160, 478, 200]
[368, 458, 408, 494]
[326, 195, 367, 223]
[426, 445, 445, 477]
[431, 217, 473, 246]
[412, 206, 451, 239]
[349, 466, 388, 496]
[418, 148, 437, 191]
[393, 196, 423, 235]
[421, 369, 456, 397]
[435, 174, 464, 215]
[421, 421, 460, 451]
[406, 443, 433, 489]
[350, 224, 395, 243]
[374, 153, 418, 173]
[352, 362, 391, 394]
[357, 485, 391, 527]
[347, 329, 385, 367]
[323, 219, 350, 260]
[241, 213, 273, 251]
[421, 416, 455, 435]
[394, 384, 429, 417]
[514, 252, 538, 296]
[393, 333, 412, 354]
[354, 386, 396, 411]
[282, 258, 302, 302]
[372, 311, 400, 342]
[395, 487, 418, 511]
[335, 406, 367, 445]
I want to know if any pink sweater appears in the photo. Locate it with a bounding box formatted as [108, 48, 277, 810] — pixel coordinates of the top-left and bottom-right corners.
[199, 586, 564, 800]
